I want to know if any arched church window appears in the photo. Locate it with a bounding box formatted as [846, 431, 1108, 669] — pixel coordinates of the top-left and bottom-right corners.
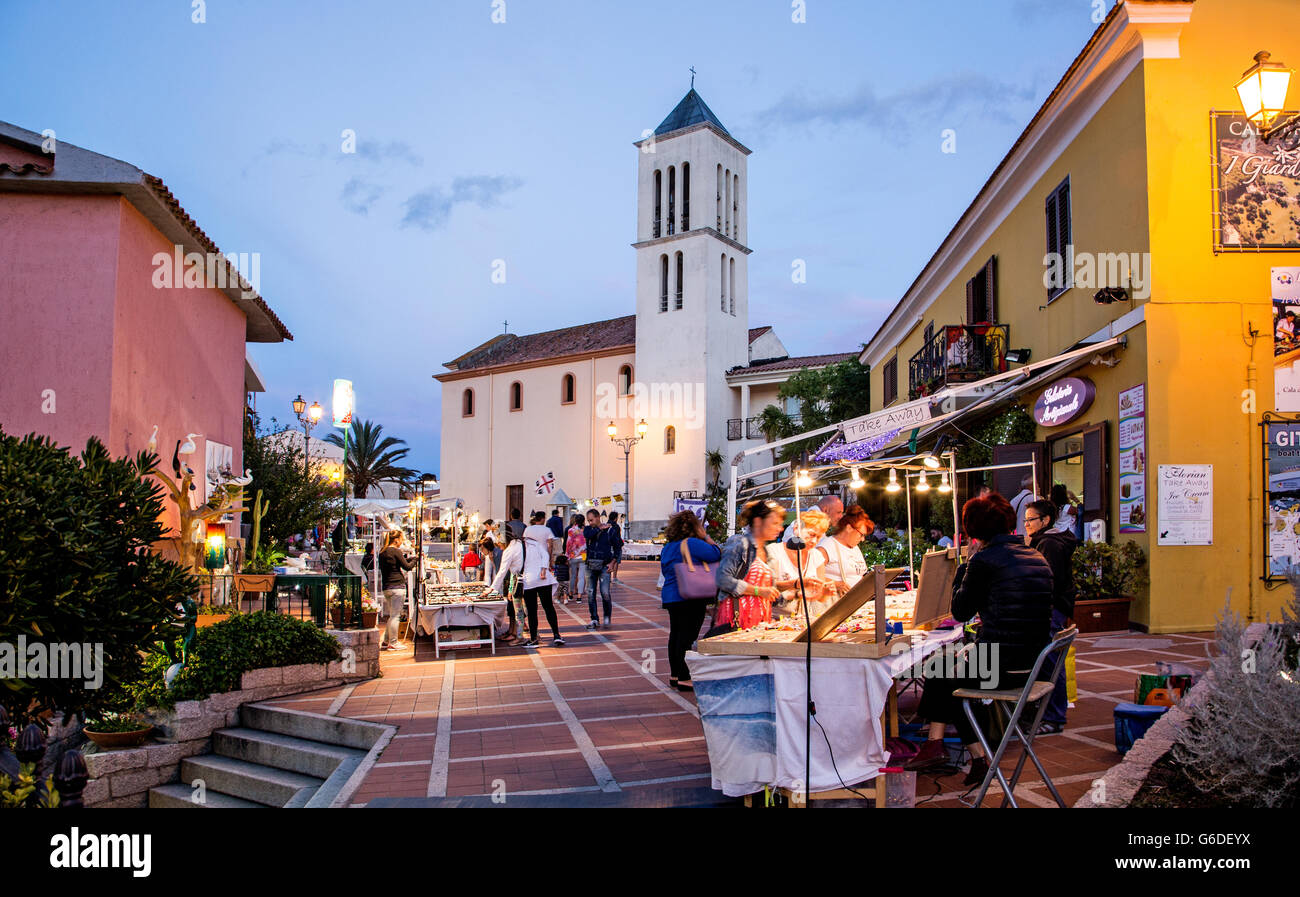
[664, 426, 676, 454]
[653, 169, 662, 239]
[729, 256, 736, 315]
[462, 388, 474, 417]
[681, 162, 690, 231]
[561, 373, 575, 405]
[667, 166, 676, 236]
[720, 253, 727, 312]
[510, 381, 522, 411]
[659, 254, 669, 313]
[618, 365, 633, 396]
[674, 251, 683, 310]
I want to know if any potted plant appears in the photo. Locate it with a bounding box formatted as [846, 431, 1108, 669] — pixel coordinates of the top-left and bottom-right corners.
[195, 602, 235, 628]
[83, 712, 153, 749]
[235, 489, 279, 595]
[1071, 540, 1148, 632]
[361, 595, 380, 630]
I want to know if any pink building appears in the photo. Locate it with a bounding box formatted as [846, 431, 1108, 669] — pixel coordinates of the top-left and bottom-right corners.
[0, 121, 291, 534]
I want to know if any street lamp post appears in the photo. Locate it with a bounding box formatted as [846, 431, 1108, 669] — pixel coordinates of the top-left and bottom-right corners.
[292, 395, 324, 479]
[1234, 50, 1296, 142]
[416, 473, 437, 602]
[608, 418, 648, 537]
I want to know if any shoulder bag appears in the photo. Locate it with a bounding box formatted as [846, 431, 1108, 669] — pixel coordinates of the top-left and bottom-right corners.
[673, 539, 717, 599]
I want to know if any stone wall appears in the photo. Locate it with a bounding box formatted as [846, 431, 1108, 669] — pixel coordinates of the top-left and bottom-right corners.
[82, 628, 378, 808]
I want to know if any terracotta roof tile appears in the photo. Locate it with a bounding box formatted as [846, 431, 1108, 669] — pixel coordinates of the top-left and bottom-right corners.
[451, 315, 636, 372]
[728, 351, 857, 375]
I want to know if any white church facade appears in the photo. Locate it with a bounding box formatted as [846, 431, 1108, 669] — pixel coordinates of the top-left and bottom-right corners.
[436, 90, 855, 538]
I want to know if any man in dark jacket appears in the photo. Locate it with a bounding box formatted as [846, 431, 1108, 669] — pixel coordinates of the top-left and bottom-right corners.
[1026, 499, 1078, 734]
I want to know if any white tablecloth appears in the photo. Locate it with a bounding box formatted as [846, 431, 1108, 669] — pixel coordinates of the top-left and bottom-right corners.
[416, 600, 507, 636]
[687, 627, 964, 797]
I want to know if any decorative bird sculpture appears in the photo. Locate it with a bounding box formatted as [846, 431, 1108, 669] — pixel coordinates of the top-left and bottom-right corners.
[171, 441, 182, 477]
[231, 469, 254, 486]
[147, 425, 159, 455]
[179, 433, 200, 454]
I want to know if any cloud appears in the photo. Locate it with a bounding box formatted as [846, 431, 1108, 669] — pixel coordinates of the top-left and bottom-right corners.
[752, 74, 1039, 135]
[355, 140, 423, 166]
[341, 176, 386, 214]
[400, 175, 524, 232]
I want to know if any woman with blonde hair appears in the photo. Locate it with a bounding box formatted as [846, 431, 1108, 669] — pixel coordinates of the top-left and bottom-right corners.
[767, 508, 833, 618]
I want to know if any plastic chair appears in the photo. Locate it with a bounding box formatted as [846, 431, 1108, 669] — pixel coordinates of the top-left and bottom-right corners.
[953, 626, 1078, 808]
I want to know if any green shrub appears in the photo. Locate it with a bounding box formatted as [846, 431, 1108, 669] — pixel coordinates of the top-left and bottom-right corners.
[860, 528, 929, 575]
[0, 430, 195, 726]
[1072, 540, 1147, 599]
[122, 612, 341, 710]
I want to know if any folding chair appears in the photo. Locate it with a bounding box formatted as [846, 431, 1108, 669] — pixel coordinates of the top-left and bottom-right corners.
[953, 626, 1078, 808]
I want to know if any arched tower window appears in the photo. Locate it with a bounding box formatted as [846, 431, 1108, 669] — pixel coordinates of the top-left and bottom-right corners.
[729, 256, 736, 315]
[733, 173, 740, 240]
[720, 253, 727, 311]
[681, 162, 690, 230]
[674, 251, 684, 310]
[561, 373, 575, 405]
[664, 425, 676, 454]
[653, 169, 662, 239]
[724, 168, 731, 236]
[659, 254, 669, 313]
[716, 164, 723, 229]
[618, 365, 633, 396]
[462, 388, 474, 417]
[667, 166, 676, 236]
[510, 381, 522, 411]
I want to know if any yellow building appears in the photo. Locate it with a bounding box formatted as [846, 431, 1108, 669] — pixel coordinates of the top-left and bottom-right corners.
[859, 0, 1300, 632]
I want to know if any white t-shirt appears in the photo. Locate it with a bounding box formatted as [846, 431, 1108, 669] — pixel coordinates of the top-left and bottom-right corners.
[817, 534, 868, 589]
[1010, 489, 1035, 533]
[767, 542, 834, 618]
[522, 524, 556, 589]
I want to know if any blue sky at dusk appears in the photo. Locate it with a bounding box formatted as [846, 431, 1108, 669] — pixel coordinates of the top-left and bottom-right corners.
[0, 0, 1105, 473]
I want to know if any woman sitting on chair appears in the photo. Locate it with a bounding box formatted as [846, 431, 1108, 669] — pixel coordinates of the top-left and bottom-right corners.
[906, 493, 1054, 785]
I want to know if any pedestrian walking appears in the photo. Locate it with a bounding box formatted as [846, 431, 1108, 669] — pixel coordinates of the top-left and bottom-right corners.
[583, 508, 616, 629]
[659, 510, 721, 691]
[565, 514, 587, 605]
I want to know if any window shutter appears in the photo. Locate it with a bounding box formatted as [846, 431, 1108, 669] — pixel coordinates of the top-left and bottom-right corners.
[1082, 422, 1107, 518]
[1046, 192, 1059, 260]
[966, 277, 976, 325]
[984, 255, 998, 323]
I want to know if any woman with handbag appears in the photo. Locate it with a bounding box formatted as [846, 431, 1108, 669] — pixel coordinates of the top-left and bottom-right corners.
[659, 510, 721, 691]
[712, 500, 784, 633]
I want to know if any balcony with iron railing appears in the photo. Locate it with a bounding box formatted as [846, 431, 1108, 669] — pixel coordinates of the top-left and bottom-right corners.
[908, 324, 1009, 400]
[727, 414, 802, 441]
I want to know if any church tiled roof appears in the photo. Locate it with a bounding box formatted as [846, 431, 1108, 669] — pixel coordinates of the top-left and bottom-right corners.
[727, 351, 858, 376]
[443, 315, 637, 374]
[655, 89, 729, 136]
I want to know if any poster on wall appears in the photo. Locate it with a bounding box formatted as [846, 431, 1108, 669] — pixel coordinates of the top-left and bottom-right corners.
[1272, 266, 1300, 411]
[1117, 385, 1146, 533]
[1265, 419, 1300, 577]
[1211, 112, 1300, 252]
[673, 497, 708, 521]
[1157, 464, 1213, 546]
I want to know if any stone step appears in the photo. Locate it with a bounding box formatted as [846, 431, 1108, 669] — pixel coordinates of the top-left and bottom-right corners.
[241, 703, 387, 751]
[148, 783, 268, 808]
[181, 754, 323, 808]
[212, 727, 365, 779]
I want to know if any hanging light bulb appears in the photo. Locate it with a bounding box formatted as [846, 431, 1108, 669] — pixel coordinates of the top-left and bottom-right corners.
[849, 467, 865, 489]
[923, 453, 941, 470]
[795, 467, 812, 489]
[886, 468, 900, 493]
[915, 472, 931, 493]
[938, 471, 952, 493]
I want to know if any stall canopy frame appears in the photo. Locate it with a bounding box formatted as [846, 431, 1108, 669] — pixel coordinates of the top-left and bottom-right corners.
[726, 338, 1123, 532]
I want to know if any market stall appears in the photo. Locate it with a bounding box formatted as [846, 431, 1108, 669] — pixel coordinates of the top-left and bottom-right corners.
[414, 582, 508, 658]
[692, 550, 959, 802]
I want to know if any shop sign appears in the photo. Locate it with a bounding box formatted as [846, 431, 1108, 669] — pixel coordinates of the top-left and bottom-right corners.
[1032, 377, 1095, 427]
[1157, 464, 1213, 546]
[1212, 113, 1300, 251]
[842, 398, 931, 445]
[1118, 385, 1146, 533]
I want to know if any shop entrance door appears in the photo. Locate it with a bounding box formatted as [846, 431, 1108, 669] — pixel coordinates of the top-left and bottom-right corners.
[505, 484, 523, 520]
[991, 442, 1046, 499]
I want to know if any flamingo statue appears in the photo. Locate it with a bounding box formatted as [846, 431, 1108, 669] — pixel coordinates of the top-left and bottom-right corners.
[146, 425, 159, 454]
[179, 433, 201, 454]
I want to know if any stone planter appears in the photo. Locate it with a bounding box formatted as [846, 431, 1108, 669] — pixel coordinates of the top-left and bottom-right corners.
[361, 611, 378, 629]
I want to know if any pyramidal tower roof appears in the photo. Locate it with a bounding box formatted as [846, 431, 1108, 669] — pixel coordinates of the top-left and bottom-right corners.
[654, 89, 729, 137]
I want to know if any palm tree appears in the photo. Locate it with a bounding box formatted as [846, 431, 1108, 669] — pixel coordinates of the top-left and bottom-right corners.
[704, 448, 725, 497]
[758, 405, 795, 467]
[324, 418, 417, 498]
